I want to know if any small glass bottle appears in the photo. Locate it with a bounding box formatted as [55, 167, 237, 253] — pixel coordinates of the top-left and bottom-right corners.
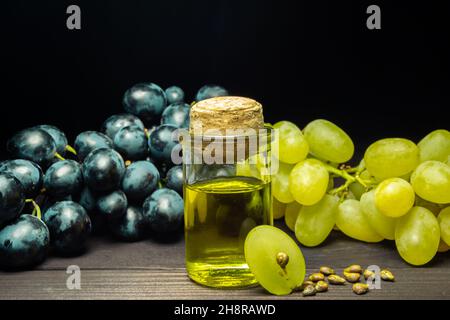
[182, 97, 275, 288]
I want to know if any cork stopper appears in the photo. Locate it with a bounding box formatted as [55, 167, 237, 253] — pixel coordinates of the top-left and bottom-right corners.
[189, 96, 264, 134]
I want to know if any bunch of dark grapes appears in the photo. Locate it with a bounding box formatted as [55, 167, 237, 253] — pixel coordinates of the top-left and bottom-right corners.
[0, 83, 228, 270]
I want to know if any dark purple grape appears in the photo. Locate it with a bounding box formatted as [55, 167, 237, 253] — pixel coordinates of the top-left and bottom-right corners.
[7, 128, 57, 167]
[165, 86, 185, 104]
[96, 190, 127, 220]
[113, 125, 149, 161]
[123, 83, 167, 125]
[0, 173, 25, 227]
[109, 206, 147, 242]
[143, 188, 183, 233]
[43, 201, 92, 255]
[102, 113, 145, 140]
[0, 214, 49, 269]
[166, 165, 183, 195]
[161, 103, 190, 128]
[44, 160, 83, 198]
[74, 131, 113, 161]
[0, 159, 43, 198]
[195, 85, 228, 101]
[121, 161, 159, 203]
[82, 148, 125, 192]
[75, 186, 98, 213]
[148, 124, 181, 166]
[34, 125, 68, 156]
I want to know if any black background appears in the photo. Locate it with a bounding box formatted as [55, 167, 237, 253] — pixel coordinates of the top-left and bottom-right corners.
[1, 0, 449, 161]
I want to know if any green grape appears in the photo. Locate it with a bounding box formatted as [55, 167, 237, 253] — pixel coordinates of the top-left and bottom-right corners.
[289, 158, 329, 205]
[284, 201, 301, 232]
[244, 225, 306, 295]
[374, 178, 415, 218]
[395, 206, 440, 266]
[273, 121, 309, 164]
[303, 119, 354, 163]
[272, 162, 294, 203]
[272, 197, 287, 220]
[360, 190, 396, 240]
[437, 207, 450, 246]
[418, 129, 450, 163]
[349, 170, 372, 200]
[295, 194, 338, 246]
[364, 138, 420, 180]
[336, 199, 384, 243]
[411, 161, 450, 204]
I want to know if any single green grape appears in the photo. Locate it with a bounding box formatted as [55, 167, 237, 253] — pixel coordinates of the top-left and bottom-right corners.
[272, 197, 287, 220]
[244, 225, 306, 295]
[418, 129, 450, 163]
[395, 206, 440, 266]
[273, 121, 309, 164]
[289, 158, 329, 205]
[349, 170, 373, 200]
[295, 194, 338, 246]
[272, 162, 294, 203]
[360, 190, 397, 240]
[303, 119, 354, 163]
[411, 160, 450, 204]
[284, 201, 302, 232]
[437, 207, 450, 246]
[336, 199, 384, 243]
[374, 178, 415, 218]
[364, 138, 420, 180]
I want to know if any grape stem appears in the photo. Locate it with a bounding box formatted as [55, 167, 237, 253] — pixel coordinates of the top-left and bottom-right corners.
[325, 164, 379, 195]
[25, 199, 42, 220]
[325, 164, 356, 184]
[65, 145, 78, 155]
[54, 152, 66, 161]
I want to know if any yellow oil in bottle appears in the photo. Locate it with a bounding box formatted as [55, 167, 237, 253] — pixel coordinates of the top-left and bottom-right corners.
[184, 176, 272, 288]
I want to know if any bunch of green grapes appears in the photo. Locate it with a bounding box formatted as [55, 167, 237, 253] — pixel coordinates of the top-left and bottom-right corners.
[269, 119, 450, 266]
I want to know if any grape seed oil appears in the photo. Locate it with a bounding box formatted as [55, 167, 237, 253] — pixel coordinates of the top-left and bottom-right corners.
[185, 176, 272, 288]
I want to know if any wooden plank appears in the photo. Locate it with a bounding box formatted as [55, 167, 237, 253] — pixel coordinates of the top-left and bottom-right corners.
[0, 268, 448, 300]
[0, 223, 449, 299]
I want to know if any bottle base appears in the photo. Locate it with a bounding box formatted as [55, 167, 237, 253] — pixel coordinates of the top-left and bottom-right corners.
[186, 260, 258, 289]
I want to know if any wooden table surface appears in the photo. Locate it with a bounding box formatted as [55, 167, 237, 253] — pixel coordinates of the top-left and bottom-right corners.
[0, 222, 449, 300]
